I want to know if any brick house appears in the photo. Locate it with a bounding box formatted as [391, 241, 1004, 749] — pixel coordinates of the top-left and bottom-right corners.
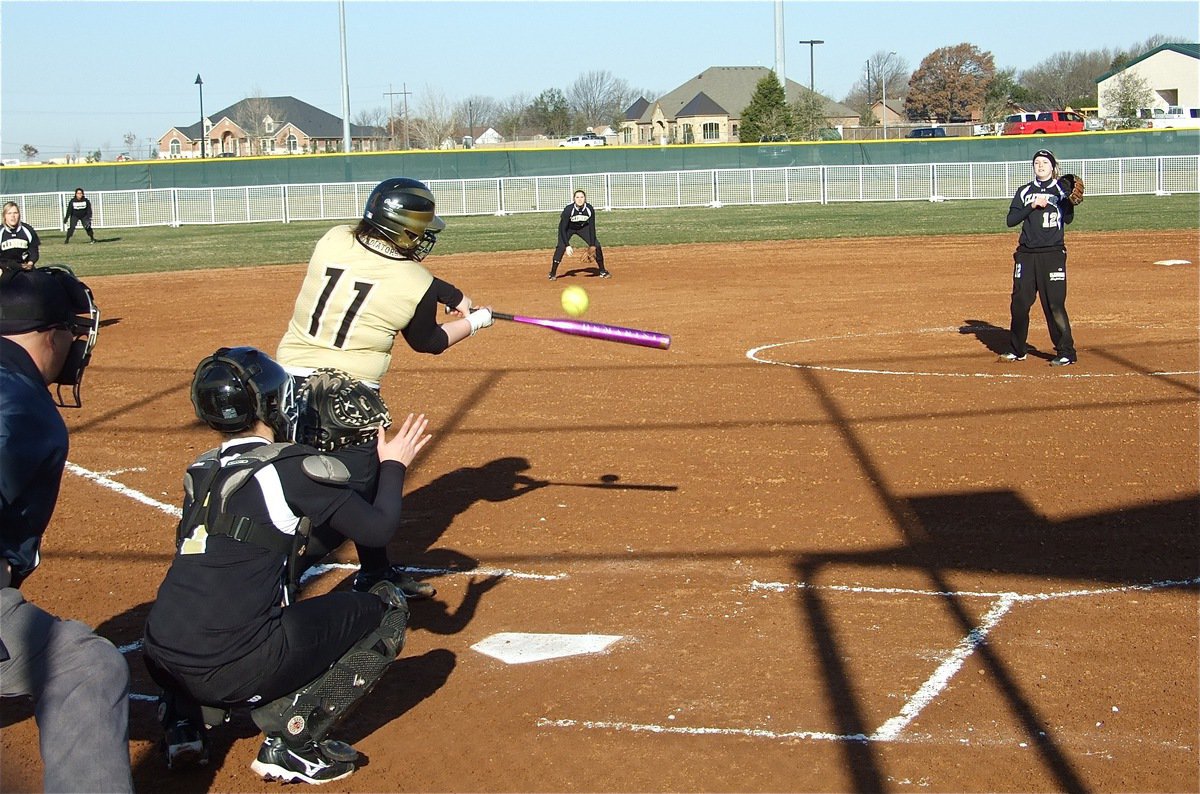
[158, 95, 387, 159]
[619, 66, 856, 145]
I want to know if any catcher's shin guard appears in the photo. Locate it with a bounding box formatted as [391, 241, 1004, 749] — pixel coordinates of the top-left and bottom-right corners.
[251, 600, 408, 744]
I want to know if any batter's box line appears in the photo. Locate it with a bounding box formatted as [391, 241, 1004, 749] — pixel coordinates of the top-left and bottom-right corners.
[749, 576, 1200, 601]
[543, 577, 1199, 745]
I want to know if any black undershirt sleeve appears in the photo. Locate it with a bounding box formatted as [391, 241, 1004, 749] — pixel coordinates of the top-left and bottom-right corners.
[400, 278, 462, 354]
[325, 461, 408, 547]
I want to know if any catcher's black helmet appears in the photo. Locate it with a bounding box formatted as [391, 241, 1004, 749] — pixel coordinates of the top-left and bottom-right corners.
[361, 177, 445, 261]
[191, 347, 297, 440]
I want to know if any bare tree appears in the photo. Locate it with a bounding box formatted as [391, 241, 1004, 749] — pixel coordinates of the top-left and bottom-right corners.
[566, 70, 634, 131]
[20, 144, 38, 161]
[409, 87, 458, 149]
[495, 92, 531, 141]
[906, 43, 995, 122]
[122, 131, 138, 156]
[235, 91, 280, 155]
[454, 95, 500, 138]
[1020, 50, 1113, 109]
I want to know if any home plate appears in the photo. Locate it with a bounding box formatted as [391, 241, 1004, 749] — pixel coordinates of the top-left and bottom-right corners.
[471, 633, 623, 664]
[1153, 259, 1192, 266]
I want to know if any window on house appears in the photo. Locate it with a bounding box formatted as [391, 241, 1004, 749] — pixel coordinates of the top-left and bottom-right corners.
[682, 124, 694, 144]
[287, 134, 298, 152]
[170, 139, 180, 155]
[703, 122, 720, 140]
[732, 123, 739, 139]
[265, 119, 275, 133]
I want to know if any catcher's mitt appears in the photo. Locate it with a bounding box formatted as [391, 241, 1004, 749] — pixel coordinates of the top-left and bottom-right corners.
[1061, 173, 1085, 205]
[296, 368, 392, 451]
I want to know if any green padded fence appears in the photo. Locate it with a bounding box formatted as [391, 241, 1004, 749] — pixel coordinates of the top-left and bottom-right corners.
[2, 130, 1196, 195]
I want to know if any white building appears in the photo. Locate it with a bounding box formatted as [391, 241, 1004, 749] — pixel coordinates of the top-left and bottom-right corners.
[1096, 43, 1199, 117]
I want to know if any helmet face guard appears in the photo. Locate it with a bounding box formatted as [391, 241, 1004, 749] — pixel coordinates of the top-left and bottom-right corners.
[362, 177, 445, 261]
[191, 347, 297, 441]
[49, 267, 100, 409]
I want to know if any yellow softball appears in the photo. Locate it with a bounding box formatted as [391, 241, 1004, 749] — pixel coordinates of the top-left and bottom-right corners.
[560, 285, 589, 317]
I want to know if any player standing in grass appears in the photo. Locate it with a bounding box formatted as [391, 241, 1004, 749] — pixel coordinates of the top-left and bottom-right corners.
[1000, 149, 1077, 367]
[63, 188, 97, 245]
[277, 177, 492, 599]
[548, 189, 610, 280]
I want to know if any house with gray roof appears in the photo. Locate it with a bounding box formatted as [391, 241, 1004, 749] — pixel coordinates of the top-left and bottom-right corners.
[619, 66, 856, 145]
[157, 96, 387, 159]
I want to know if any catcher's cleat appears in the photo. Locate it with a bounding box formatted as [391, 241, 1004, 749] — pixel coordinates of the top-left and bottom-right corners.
[353, 565, 435, 599]
[998, 353, 1025, 362]
[251, 736, 356, 785]
[1049, 356, 1076, 367]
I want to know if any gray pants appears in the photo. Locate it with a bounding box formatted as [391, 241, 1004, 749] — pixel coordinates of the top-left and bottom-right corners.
[0, 587, 132, 793]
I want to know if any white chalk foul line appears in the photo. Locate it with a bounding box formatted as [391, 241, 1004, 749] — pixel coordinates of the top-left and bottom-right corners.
[871, 594, 1017, 741]
[750, 576, 1200, 602]
[65, 462, 182, 518]
[538, 717, 869, 743]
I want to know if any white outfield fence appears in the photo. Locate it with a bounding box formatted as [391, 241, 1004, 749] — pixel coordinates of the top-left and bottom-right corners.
[5, 155, 1196, 231]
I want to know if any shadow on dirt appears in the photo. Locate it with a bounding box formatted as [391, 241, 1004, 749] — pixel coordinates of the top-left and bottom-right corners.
[791, 364, 1199, 793]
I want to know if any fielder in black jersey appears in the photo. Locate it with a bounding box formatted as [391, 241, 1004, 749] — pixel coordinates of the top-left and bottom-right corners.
[142, 347, 432, 785]
[1, 202, 40, 272]
[1001, 149, 1077, 366]
[63, 188, 96, 244]
[549, 189, 610, 279]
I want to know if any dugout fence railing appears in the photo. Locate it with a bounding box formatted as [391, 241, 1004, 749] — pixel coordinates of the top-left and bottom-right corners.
[5, 155, 1196, 231]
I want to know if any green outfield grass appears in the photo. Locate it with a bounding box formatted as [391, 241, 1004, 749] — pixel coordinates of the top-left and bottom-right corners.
[44, 194, 1198, 277]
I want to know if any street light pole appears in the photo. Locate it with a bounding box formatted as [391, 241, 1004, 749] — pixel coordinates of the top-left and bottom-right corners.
[798, 39, 824, 94]
[881, 52, 897, 140]
[194, 74, 205, 159]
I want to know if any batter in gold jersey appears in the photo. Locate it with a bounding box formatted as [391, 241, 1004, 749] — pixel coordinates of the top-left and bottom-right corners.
[277, 177, 494, 599]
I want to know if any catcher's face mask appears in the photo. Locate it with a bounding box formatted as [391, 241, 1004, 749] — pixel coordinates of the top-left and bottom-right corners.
[49, 268, 100, 409]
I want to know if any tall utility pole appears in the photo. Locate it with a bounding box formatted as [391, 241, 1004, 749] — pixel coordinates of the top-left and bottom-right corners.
[384, 84, 406, 149]
[798, 39, 824, 93]
[384, 83, 413, 150]
[338, 0, 351, 153]
[881, 51, 897, 140]
[194, 74, 205, 158]
[401, 83, 411, 150]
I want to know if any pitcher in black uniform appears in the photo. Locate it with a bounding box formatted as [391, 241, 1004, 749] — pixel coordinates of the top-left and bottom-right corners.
[143, 347, 432, 785]
[63, 188, 96, 244]
[1, 202, 40, 272]
[1001, 149, 1077, 367]
[548, 189, 610, 280]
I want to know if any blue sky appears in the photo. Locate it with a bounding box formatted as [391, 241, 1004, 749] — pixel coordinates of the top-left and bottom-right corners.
[1, 0, 1196, 160]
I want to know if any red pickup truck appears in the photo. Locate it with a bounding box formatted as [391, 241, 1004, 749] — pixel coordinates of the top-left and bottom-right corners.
[1001, 110, 1085, 135]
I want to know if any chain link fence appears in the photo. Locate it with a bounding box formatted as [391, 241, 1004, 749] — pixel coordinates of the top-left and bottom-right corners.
[5, 155, 1195, 231]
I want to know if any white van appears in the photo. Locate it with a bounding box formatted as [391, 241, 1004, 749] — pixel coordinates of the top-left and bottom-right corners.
[1138, 107, 1200, 129]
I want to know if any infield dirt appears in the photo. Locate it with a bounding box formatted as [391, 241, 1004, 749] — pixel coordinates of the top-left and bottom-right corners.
[2, 231, 1197, 793]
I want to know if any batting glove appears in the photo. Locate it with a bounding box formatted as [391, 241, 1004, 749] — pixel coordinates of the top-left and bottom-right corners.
[467, 307, 493, 336]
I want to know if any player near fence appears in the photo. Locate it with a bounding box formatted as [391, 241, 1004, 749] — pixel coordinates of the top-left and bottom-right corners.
[143, 346, 432, 784]
[276, 177, 493, 599]
[1000, 149, 1084, 367]
[62, 188, 96, 245]
[1, 201, 40, 272]
[0, 265, 130, 792]
[548, 189, 611, 280]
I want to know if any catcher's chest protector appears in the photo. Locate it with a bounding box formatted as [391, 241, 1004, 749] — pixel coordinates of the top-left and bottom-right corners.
[176, 443, 311, 557]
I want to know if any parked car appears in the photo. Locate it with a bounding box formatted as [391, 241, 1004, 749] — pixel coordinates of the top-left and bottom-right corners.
[559, 134, 605, 148]
[1138, 106, 1200, 129]
[1001, 110, 1085, 135]
[906, 127, 947, 139]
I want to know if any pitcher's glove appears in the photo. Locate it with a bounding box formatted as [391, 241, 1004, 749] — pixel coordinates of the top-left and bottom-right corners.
[1061, 173, 1085, 205]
